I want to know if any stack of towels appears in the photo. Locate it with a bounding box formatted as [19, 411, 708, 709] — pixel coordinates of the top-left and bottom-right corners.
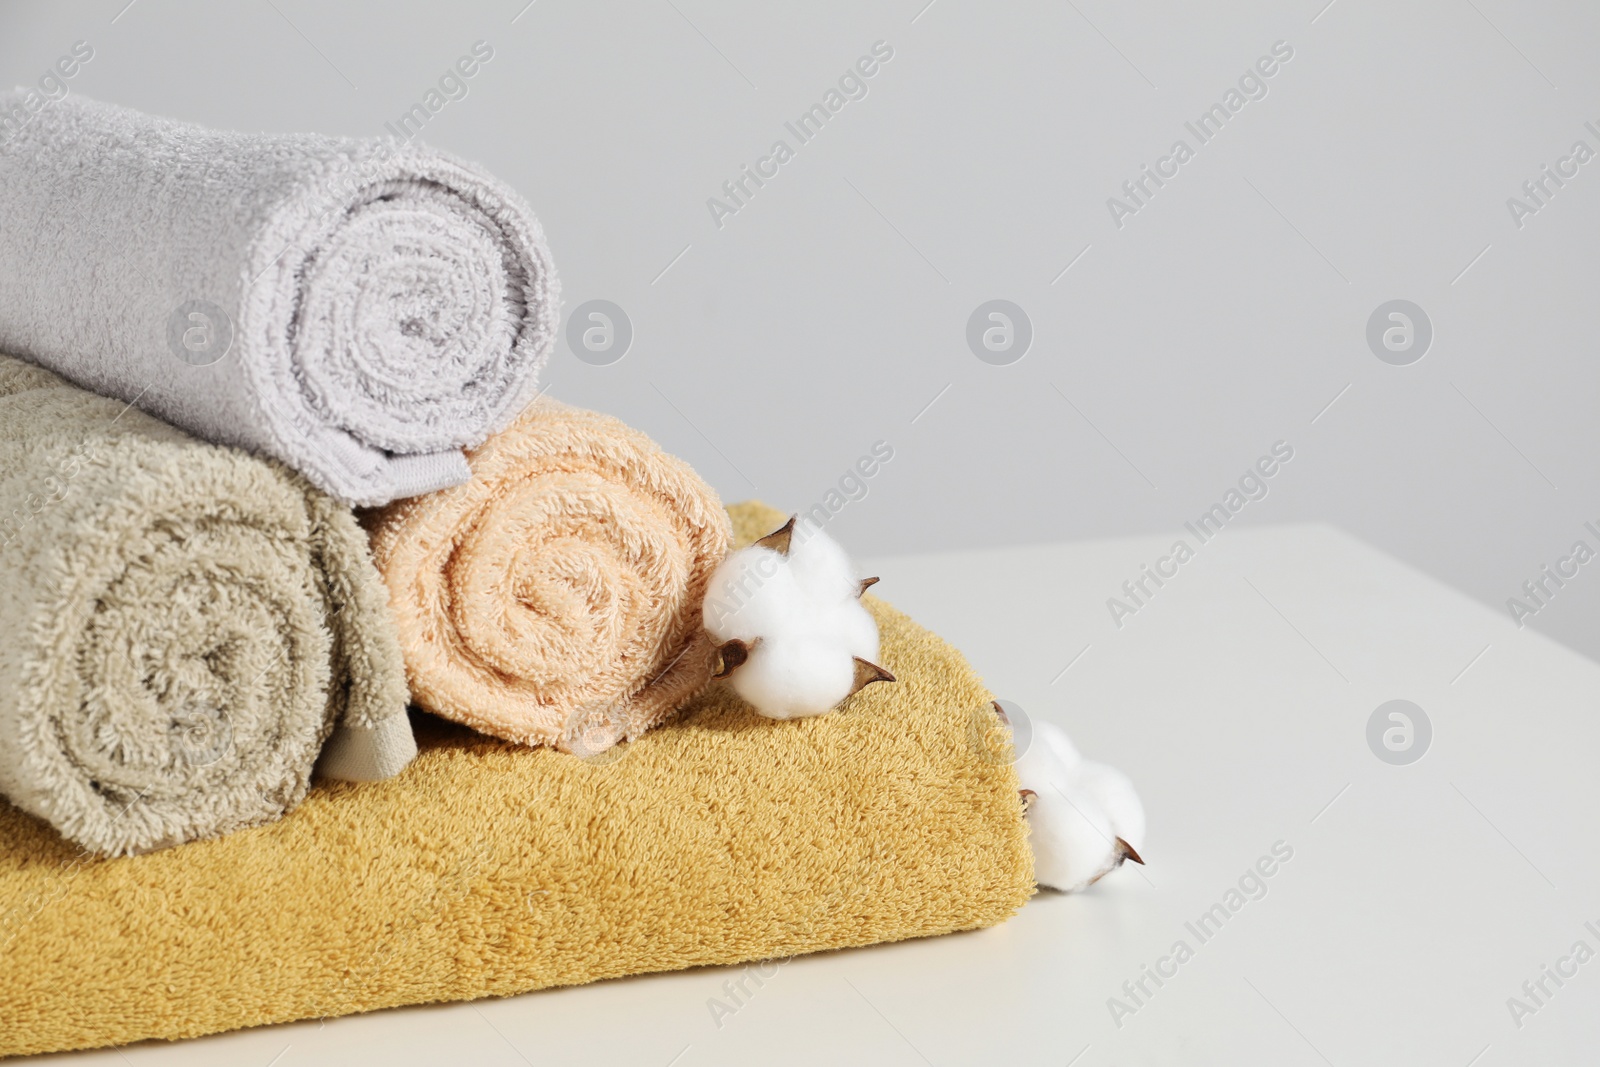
[0, 94, 731, 856]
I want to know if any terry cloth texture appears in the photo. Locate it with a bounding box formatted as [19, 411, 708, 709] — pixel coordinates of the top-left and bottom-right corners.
[367, 396, 732, 754]
[0, 92, 558, 506]
[0, 354, 413, 858]
[0, 502, 1033, 1059]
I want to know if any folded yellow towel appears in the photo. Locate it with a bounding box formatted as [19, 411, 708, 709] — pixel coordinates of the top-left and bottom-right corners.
[367, 397, 731, 753]
[0, 504, 1033, 1058]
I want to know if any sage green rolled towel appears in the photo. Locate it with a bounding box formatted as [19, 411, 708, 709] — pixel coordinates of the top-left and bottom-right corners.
[0, 354, 414, 856]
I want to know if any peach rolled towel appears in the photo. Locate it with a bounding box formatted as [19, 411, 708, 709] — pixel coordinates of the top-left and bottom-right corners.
[367, 398, 731, 754]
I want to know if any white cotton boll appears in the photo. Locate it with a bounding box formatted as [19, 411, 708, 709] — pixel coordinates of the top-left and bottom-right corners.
[1026, 778, 1123, 894]
[1034, 719, 1083, 771]
[829, 597, 880, 663]
[787, 524, 862, 605]
[1016, 720, 1145, 893]
[773, 584, 877, 657]
[784, 527, 877, 658]
[702, 520, 890, 720]
[702, 546, 801, 642]
[1014, 727, 1072, 798]
[1014, 721, 1084, 798]
[1076, 759, 1146, 854]
[726, 636, 856, 720]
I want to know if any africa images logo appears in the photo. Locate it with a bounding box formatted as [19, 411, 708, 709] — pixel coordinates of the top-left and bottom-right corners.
[706, 41, 895, 229]
[1105, 40, 1295, 229]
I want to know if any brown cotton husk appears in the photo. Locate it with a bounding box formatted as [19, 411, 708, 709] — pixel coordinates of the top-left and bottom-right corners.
[848, 656, 896, 697]
[755, 515, 796, 555]
[714, 638, 755, 678]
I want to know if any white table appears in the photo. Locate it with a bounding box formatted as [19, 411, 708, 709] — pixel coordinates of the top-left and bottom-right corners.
[33, 524, 1600, 1066]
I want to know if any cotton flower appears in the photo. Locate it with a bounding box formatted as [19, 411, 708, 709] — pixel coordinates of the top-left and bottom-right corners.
[1006, 709, 1145, 892]
[702, 517, 893, 719]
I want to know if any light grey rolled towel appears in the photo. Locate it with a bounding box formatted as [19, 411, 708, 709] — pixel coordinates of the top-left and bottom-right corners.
[0, 92, 558, 507]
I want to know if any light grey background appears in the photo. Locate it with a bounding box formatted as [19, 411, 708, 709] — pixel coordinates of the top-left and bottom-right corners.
[4, 0, 1598, 661]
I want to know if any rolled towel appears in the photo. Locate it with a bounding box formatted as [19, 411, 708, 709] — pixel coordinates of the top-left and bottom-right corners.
[368, 398, 731, 753]
[0, 93, 558, 506]
[0, 354, 414, 856]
